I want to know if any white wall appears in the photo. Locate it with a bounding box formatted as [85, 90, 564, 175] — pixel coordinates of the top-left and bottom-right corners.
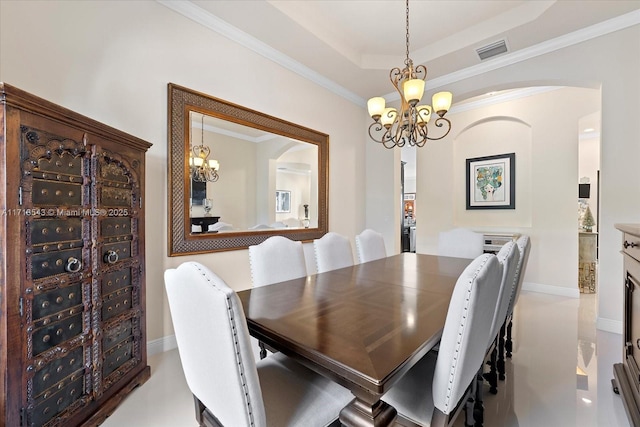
[415, 25, 640, 331]
[0, 0, 367, 343]
[418, 87, 599, 297]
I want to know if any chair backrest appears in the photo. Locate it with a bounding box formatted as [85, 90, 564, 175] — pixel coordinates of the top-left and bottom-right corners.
[164, 262, 267, 427]
[208, 221, 233, 232]
[313, 232, 354, 273]
[489, 241, 520, 341]
[355, 229, 387, 263]
[432, 254, 503, 414]
[437, 228, 485, 259]
[507, 235, 531, 315]
[248, 236, 307, 287]
[249, 224, 272, 230]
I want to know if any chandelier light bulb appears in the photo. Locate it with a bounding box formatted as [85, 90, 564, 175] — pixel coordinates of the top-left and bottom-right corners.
[432, 91, 452, 116]
[367, 97, 386, 120]
[403, 79, 425, 106]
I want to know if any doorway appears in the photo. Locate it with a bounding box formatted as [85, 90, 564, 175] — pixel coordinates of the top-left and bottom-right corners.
[578, 113, 600, 294]
[401, 147, 417, 252]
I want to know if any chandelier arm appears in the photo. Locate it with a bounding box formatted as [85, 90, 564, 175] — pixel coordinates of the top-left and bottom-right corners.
[414, 64, 427, 81]
[389, 67, 404, 96]
[369, 122, 396, 148]
[425, 117, 452, 141]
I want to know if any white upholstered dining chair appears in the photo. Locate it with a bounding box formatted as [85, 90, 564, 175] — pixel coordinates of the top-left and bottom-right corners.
[482, 241, 520, 395]
[504, 235, 531, 358]
[382, 253, 503, 427]
[355, 229, 387, 263]
[313, 232, 354, 273]
[248, 236, 308, 358]
[164, 262, 352, 427]
[437, 228, 484, 259]
[248, 236, 307, 288]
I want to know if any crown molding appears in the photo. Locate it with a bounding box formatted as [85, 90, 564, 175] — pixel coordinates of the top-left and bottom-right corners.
[421, 9, 640, 94]
[449, 86, 560, 114]
[156, 0, 366, 106]
[158, 1, 639, 108]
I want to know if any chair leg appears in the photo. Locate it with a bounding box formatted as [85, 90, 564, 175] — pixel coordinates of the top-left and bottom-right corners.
[498, 323, 506, 381]
[506, 319, 514, 358]
[473, 370, 484, 426]
[258, 341, 267, 359]
[482, 345, 498, 395]
[465, 374, 477, 427]
[194, 395, 206, 427]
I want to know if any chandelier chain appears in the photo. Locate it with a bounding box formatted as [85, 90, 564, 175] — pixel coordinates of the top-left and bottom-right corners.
[405, 0, 410, 66]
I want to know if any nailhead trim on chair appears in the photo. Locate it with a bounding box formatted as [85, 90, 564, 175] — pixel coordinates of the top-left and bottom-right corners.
[190, 263, 257, 427]
[443, 254, 492, 412]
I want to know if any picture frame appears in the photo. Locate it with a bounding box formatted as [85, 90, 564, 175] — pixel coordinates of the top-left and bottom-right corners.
[466, 153, 515, 210]
[276, 190, 291, 213]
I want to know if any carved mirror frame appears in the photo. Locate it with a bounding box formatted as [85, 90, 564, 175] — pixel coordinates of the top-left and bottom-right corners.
[167, 83, 329, 255]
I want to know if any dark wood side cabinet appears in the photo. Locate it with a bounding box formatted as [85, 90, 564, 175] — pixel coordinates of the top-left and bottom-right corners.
[0, 83, 152, 426]
[614, 223, 640, 426]
[190, 216, 219, 232]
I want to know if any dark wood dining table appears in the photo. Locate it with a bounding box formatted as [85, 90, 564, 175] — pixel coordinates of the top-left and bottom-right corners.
[237, 253, 472, 427]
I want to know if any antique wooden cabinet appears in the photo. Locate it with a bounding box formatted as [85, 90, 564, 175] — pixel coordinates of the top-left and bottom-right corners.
[0, 83, 152, 426]
[613, 224, 640, 426]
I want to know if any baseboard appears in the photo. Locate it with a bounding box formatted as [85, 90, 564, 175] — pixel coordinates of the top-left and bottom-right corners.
[522, 281, 580, 298]
[596, 317, 623, 334]
[147, 335, 177, 356]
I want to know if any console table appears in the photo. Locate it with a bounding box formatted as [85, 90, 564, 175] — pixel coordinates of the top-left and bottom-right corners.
[481, 232, 520, 253]
[578, 232, 597, 293]
[190, 216, 220, 232]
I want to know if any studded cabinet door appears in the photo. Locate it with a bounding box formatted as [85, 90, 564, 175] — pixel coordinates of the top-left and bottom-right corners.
[90, 145, 143, 399]
[20, 125, 94, 427]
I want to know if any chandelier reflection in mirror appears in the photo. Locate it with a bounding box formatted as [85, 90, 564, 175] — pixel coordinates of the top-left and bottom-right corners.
[367, 0, 453, 149]
[189, 112, 220, 182]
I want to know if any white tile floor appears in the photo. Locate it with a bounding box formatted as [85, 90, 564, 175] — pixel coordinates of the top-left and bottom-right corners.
[101, 291, 629, 427]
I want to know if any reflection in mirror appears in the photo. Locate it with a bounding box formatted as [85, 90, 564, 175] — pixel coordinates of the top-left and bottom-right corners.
[187, 114, 318, 232]
[168, 83, 328, 255]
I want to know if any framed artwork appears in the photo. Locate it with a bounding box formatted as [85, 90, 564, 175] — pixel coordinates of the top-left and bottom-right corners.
[276, 190, 291, 213]
[466, 153, 515, 210]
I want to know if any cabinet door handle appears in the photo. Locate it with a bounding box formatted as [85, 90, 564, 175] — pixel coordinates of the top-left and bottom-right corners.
[624, 241, 638, 249]
[65, 257, 82, 273]
[104, 250, 119, 264]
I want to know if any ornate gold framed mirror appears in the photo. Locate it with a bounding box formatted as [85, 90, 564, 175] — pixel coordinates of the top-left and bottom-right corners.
[168, 83, 329, 255]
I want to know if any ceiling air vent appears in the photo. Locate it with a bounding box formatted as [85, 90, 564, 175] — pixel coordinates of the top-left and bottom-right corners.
[476, 40, 508, 61]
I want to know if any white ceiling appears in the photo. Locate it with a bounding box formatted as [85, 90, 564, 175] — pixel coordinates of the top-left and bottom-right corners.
[165, 0, 639, 179]
[163, 0, 640, 104]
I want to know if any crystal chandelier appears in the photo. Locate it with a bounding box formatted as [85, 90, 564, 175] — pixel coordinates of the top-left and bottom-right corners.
[367, 0, 453, 149]
[189, 113, 220, 182]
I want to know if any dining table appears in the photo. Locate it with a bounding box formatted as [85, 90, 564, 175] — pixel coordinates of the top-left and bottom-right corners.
[237, 253, 472, 427]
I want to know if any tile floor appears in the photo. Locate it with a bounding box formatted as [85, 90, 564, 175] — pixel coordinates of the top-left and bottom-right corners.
[101, 291, 629, 427]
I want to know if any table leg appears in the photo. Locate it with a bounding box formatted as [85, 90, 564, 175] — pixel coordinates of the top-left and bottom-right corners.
[339, 394, 397, 427]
